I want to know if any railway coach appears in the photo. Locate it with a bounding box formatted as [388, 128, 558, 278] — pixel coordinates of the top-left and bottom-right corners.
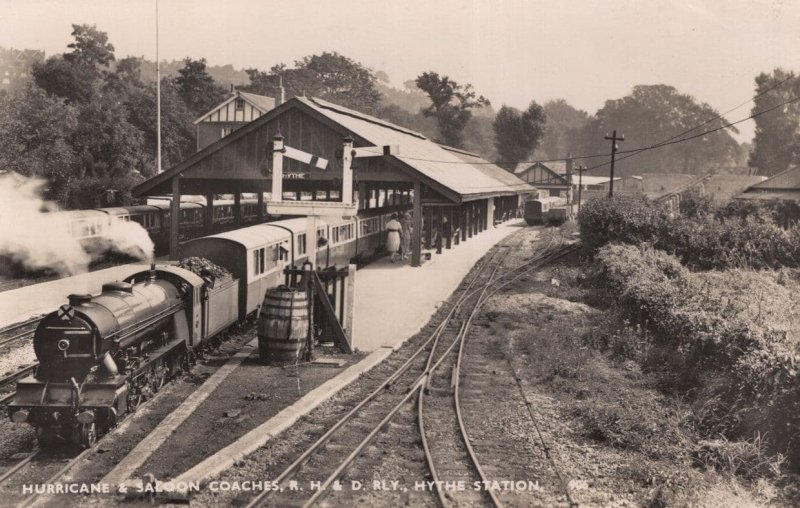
[181, 210, 399, 321]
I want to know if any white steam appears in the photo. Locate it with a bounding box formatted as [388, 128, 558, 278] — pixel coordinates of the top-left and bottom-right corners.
[91, 219, 155, 264]
[0, 172, 154, 276]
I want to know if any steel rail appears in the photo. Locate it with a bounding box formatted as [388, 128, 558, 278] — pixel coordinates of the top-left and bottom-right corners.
[245, 245, 508, 508]
[301, 245, 516, 508]
[17, 445, 96, 508]
[0, 364, 38, 392]
[419, 235, 575, 508]
[0, 451, 39, 486]
[247, 232, 572, 508]
[418, 245, 515, 508]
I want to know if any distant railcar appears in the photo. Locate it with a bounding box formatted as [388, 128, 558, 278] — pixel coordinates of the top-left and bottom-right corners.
[524, 197, 569, 225]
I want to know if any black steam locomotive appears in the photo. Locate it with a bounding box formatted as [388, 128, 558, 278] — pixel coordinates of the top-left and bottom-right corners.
[8, 264, 237, 448]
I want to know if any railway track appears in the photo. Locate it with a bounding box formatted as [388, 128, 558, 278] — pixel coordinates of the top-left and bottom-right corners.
[242, 231, 573, 508]
[0, 316, 41, 349]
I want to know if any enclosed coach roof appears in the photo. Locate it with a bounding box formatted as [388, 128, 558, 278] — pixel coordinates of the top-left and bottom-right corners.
[134, 96, 534, 203]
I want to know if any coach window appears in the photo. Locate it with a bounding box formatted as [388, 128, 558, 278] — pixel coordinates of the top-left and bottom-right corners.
[297, 234, 307, 255]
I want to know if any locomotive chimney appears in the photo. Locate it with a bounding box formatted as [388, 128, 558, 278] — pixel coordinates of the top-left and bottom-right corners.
[149, 263, 157, 281]
[67, 294, 92, 306]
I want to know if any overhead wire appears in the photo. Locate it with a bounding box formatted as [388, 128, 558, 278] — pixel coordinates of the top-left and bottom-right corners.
[582, 73, 797, 171]
[357, 74, 797, 176]
[366, 91, 800, 190]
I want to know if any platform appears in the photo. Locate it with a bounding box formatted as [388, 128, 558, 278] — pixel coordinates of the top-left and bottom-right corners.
[352, 219, 527, 351]
[0, 264, 149, 327]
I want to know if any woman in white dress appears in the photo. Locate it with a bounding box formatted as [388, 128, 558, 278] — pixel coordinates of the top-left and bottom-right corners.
[385, 214, 402, 263]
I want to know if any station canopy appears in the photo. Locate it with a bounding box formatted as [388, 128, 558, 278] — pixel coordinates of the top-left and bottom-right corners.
[133, 96, 536, 203]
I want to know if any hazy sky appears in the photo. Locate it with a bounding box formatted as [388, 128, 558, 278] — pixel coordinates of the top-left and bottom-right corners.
[3, 0, 799, 143]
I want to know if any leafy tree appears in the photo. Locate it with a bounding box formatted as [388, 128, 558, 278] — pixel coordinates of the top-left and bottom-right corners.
[536, 99, 590, 160]
[415, 72, 489, 147]
[31, 56, 96, 103]
[0, 85, 79, 204]
[71, 94, 148, 181]
[576, 84, 741, 177]
[492, 102, 546, 170]
[174, 58, 226, 115]
[103, 56, 145, 95]
[245, 52, 382, 113]
[749, 68, 800, 176]
[64, 24, 115, 68]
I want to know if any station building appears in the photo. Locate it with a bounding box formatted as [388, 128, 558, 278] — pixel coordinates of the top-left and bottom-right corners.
[133, 96, 535, 266]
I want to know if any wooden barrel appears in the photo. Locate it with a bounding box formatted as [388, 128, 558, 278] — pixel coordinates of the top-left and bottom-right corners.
[257, 287, 309, 364]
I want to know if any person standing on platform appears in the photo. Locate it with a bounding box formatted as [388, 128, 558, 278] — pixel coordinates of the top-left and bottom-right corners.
[400, 212, 412, 261]
[385, 214, 402, 263]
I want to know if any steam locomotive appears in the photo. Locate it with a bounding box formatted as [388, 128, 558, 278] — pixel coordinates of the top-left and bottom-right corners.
[7, 209, 405, 448]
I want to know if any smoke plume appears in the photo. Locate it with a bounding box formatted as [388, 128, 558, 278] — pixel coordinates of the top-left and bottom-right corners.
[0, 172, 154, 276]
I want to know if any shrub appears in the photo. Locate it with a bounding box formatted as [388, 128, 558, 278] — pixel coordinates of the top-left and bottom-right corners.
[578, 195, 668, 253]
[591, 243, 800, 470]
[579, 195, 800, 270]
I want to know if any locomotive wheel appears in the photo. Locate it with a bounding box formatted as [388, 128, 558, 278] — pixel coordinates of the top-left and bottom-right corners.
[128, 390, 143, 411]
[77, 422, 96, 449]
[152, 367, 166, 392]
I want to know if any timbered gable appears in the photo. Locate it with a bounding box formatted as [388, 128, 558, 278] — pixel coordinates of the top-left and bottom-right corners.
[516, 162, 570, 188]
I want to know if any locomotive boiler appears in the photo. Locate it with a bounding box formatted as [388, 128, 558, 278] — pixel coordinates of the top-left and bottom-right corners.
[8, 264, 238, 448]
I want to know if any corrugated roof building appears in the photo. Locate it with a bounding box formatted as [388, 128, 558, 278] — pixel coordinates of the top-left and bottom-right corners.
[134, 96, 533, 264]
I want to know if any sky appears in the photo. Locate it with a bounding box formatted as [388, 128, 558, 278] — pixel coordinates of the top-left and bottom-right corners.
[2, 0, 800, 143]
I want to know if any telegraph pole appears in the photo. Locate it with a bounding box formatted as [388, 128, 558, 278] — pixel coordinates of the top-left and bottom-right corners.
[575, 164, 586, 214]
[604, 130, 624, 197]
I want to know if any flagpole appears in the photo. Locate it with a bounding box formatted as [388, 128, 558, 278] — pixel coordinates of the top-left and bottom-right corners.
[156, 0, 162, 174]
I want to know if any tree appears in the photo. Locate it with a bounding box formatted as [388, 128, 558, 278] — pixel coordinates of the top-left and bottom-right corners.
[749, 68, 800, 176]
[536, 99, 590, 160]
[31, 56, 96, 103]
[576, 84, 741, 177]
[174, 58, 226, 115]
[103, 56, 145, 95]
[0, 85, 79, 204]
[64, 24, 115, 68]
[415, 72, 489, 147]
[245, 52, 382, 113]
[492, 102, 546, 170]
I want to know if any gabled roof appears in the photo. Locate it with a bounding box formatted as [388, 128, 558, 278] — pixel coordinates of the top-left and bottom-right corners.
[442, 146, 534, 194]
[193, 90, 276, 125]
[514, 160, 568, 175]
[135, 96, 533, 202]
[747, 166, 800, 191]
[303, 97, 535, 198]
[514, 161, 570, 186]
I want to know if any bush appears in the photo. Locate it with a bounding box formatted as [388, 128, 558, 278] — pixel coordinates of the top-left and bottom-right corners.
[591, 243, 800, 470]
[578, 195, 669, 253]
[578, 196, 800, 270]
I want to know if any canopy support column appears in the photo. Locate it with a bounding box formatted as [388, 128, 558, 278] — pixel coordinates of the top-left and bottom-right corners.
[204, 193, 214, 234]
[233, 192, 241, 227]
[169, 177, 180, 260]
[411, 181, 422, 267]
